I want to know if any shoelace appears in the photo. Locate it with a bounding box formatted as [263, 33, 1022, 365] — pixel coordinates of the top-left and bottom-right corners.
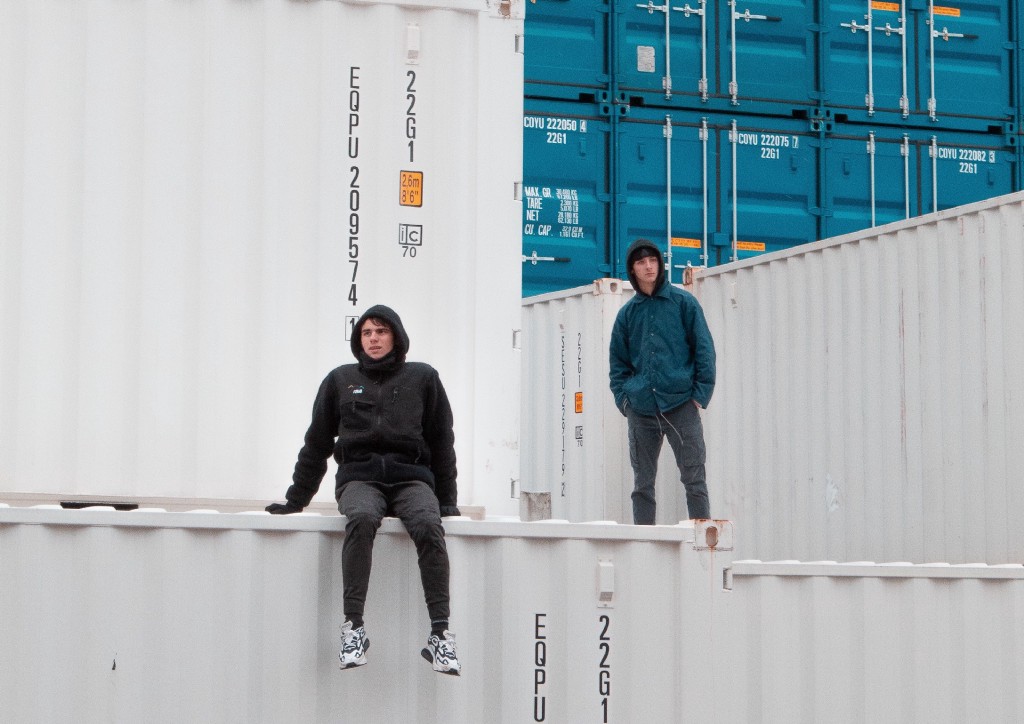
[343, 632, 364, 654]
[433, 637, 456, 662]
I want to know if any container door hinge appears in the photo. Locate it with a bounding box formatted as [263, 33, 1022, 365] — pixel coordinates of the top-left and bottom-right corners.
[515, 34, 525, 55]
[723, 567, 734, 590]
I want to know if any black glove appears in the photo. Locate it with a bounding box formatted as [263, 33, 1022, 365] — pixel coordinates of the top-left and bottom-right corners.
[265, 501, 302, 515]
[440, 505, 461, 518]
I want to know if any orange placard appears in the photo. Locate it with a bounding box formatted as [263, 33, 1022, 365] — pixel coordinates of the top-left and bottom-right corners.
[574, 392, 583, 414]
[871, 1, 900, 12]
[933, 5, 961, 17]
[736, 241, 766, 252]
[400, 170, 423, 207]
[671, 237, 702, 248]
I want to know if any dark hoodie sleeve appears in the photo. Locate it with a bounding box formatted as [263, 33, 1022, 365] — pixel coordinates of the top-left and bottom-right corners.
[284, 372, 340, 508]
[422, 369, 458, 508]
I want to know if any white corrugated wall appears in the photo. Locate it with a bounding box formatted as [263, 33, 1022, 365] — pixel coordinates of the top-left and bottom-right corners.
[2, 507, 1022, 722]
[0, 0, 523, 515]
[697, 192, 1024, 564]
[519, 278, 646, 522]
[0, 507, 731, 723]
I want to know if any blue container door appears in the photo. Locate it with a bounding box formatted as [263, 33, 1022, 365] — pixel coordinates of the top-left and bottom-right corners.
[913, 0, 1014, 124]
[615, 110, 716, 282]
[823, 0, 914, 119]
[823, 0, 1014, 126]
[615, 0, 709, 106]
[716, 116, 822, 263]
[522, 102, 614, 296]
[821, 128, 918, 239]
[914, 131, 1017, 214]
[714, 0, 818, 111]
[524, 0, 612, 99]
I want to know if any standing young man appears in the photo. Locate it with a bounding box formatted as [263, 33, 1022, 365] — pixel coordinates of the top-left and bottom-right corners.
[609, 239, 717, 524]
[266, 304, 462, 675]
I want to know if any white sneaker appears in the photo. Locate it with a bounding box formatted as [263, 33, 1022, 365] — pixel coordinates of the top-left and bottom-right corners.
[339, 621, 369, 669]
[421, 630, 461, 675]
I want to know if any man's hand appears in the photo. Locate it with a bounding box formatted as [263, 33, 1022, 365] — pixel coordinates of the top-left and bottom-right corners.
[440, 505, 462, 518]
[265, 501, 302, 514]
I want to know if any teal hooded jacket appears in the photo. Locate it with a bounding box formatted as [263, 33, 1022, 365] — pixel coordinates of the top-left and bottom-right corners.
[609, 239, 716, 416]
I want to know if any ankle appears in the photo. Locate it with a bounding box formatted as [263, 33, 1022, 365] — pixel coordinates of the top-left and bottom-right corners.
[430, 619, 449, 637]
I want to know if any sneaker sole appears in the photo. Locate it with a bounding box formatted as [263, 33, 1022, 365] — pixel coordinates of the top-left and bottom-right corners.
[339, 639, 369, 669]
[420, 647, 460, 675]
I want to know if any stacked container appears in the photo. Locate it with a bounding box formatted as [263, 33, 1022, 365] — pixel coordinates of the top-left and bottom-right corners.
[522, 0, 1020, 295]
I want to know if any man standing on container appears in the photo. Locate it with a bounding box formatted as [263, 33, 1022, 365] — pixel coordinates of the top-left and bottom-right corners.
[265, 304, 462, 675]
[609, 239, 716, 524]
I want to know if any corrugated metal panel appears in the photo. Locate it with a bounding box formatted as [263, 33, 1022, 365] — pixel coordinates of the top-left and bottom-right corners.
[723, 559, 1024, 722]
[519, 280, 645, 522]
[522, 0, 612, 99]
[573, 0, 821, 112]
[522, 192, 1024, 563]
[3, 507, 1022, 722]
[0, 506, 731, 723]
[0, 0, 524, 514]
[697, 192, 1024, 564]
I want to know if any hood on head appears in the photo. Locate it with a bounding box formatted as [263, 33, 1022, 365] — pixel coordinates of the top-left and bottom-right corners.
[625, 238, 664, 295]
[350, 304, 410, 364]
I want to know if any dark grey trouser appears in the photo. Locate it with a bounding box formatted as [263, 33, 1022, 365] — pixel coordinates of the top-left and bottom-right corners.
[338, 479, 450, 624]
[627, 401, 709, 524]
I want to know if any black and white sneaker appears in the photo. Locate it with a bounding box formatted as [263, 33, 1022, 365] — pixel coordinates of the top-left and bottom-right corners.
[339, 621, 369, 669]
[421, 630, 461, 675]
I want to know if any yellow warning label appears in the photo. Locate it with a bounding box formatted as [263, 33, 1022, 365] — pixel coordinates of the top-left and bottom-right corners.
[736, 241, 766, 252]
[575, 392, 583, 414]
[933, 5, 961, 16]
[399, 170, 423, 207]
[671, 237, 702, 248]
[871, 1, 900, 12]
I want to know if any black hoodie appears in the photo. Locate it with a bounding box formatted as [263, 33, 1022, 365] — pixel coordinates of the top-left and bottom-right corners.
[284, 305, 459, 514]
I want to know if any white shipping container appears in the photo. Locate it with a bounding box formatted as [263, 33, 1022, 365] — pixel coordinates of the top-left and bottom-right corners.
[521, 193, 1024, 564]
[0, 506, 734, 723]
[697, 192, 1024, 565]
[2, 506, 1021, 722]
[520, 278, 635, 522]
[0, 0, 524, 514]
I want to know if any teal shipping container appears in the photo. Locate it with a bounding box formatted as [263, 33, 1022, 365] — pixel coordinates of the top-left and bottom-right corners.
[822, 0, 1017, 129]
[522, 101, 615, 297]
[822, 124, 1018, 238]
[525, 0, 1019, 128]
[522, 101, 1020, 293]
[614, 110, 823, 273]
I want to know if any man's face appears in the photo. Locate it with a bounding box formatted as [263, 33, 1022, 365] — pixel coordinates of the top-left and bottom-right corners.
[360, 318, 395, 360]
[632, 253, 661, 287]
